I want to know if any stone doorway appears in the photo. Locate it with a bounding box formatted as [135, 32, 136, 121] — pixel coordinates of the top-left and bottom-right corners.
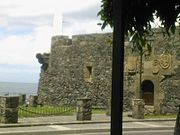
[141, 80, 154, 105]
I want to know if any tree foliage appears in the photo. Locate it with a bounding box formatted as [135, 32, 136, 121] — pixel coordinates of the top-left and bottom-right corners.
[98, 0, 180, 36]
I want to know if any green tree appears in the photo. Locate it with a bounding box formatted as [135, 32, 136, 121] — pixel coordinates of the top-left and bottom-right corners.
[98, 0, 180, 36]
[98, 0, 180, 135]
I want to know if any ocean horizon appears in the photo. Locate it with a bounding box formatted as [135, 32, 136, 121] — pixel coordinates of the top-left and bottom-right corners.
[0, 82, 38, 95]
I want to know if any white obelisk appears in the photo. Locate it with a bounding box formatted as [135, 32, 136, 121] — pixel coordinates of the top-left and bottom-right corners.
[52, 12, 63, 36]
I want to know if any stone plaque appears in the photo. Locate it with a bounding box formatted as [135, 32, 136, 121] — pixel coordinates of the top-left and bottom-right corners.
[159, 53, 171, 69]
[127, 57, 137, 74]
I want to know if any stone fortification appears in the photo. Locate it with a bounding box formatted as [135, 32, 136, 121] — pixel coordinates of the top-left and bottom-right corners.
[37, 31, 180, 114]
[37, 33, 112, 107]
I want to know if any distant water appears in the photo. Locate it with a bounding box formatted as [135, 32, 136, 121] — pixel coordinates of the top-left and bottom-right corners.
[0, 82, 38, 96]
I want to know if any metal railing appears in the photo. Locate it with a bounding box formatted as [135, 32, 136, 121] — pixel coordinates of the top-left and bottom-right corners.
[18, 105, 76, 118]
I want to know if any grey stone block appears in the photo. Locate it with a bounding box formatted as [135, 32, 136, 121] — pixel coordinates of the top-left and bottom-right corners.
[29, 95, 38, 107]
[76, 98, 92, 121]
[132, 99, 145, 119]
[0, 96, 19, 123]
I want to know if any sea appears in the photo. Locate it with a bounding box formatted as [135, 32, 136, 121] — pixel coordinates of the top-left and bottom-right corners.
[0, 82, 38, 96]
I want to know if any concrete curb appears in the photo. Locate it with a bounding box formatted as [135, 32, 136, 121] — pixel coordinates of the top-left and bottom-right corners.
[0, 126, 175, 135]
[123, 126, 175, 131]
[0, 118, 176, 128]
[0, 120, 110, 128]
[123, 118, 176, 123]
[0, 128, 110, 135]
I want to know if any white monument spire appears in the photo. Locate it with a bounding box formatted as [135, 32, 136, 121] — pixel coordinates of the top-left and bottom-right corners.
[52, 12, 63, 36]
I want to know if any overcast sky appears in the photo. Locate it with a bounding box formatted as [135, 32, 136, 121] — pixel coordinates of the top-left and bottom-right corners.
[0, 0, 112, 83]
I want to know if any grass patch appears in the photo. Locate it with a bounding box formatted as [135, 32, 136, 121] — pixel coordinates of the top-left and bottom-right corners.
[92, 108, 106, 114]
[145, 114, 177, 119]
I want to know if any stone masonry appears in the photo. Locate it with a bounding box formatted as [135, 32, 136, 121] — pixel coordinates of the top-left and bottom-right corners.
[37, 34, 112, 107]
[0, 96, 19, 123]
[37, 29, 180, 114]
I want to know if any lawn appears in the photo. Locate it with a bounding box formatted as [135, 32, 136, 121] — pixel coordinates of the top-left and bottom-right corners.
[145, 114, 177, 119]
[18, 105, 106, 118]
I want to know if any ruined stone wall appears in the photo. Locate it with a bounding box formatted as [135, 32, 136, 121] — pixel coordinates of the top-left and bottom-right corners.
[37, 34, 112, 106]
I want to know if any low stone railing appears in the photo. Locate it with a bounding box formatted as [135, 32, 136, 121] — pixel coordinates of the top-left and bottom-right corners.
[0, 95, 105, 123]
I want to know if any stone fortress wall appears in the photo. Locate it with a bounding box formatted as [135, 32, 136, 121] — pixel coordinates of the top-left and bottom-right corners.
[37, 30, 180, 114]
[37, 34, 112, 107]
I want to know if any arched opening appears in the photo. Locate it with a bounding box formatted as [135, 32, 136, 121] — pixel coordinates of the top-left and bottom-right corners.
[141, 80, 154, 105]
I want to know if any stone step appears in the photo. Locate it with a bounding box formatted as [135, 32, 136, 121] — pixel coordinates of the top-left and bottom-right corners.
[145, 105, 154, 115]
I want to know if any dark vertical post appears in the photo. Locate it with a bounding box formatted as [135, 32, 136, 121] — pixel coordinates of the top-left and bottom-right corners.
[139, 49, 143, 99]
[29, 95, 38, 107]
[174, 106, 180, 135]
[111, 0, 124, 134]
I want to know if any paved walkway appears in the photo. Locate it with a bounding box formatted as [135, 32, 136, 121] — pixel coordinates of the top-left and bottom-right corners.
[0, 114, 110, 127]
[0, 113, 176, 127]
[18, 114, 110, 125]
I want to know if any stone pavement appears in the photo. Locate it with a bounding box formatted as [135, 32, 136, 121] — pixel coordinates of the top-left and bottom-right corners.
[18, 114, 111, 125]
[0, 114, 110, 127]
[0, 113, 176, 128]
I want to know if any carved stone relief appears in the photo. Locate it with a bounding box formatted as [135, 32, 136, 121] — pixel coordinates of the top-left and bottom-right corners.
[152, 58, 159, 74]
[159, 53, 171, 69]
[127, 57, 137, 74]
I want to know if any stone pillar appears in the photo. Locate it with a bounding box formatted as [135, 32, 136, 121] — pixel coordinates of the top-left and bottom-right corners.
[19, 94, 26, 105]
[29, 95, 38, 107]
[0, 96, 19, 123]
[76, 98, 92, 121]
[106, 98, 111, 116]
[132, 99, 145, 119]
